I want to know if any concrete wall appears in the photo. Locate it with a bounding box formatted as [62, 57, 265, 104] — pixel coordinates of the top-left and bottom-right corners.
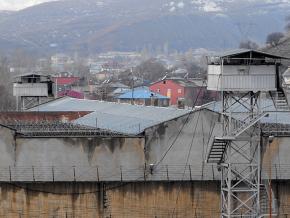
[262, 137, 290, 180]
[0, 109, 287, 182]
[0, 125, 16, 166]
[275, 181, 290, 217]
[0, 181, 220, 218]
[2, 181, 290, 218]
[145, 109, 223, 180]
[0, 109, 223, 181]
[0, 124, 145, 181]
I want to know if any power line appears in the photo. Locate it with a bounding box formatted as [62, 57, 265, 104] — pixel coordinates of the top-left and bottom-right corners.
[171, 110, 201, 217]
[154, 80, 206, 167]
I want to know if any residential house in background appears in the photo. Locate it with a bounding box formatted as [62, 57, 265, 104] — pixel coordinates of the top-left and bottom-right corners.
[150, 78, 217, 107]
[92, 82, 130, 101]
[51, 54, 74, 72]
[116, 87, 169, 107]
[52, 73, 81, 98]
[57, 90, 84, 99]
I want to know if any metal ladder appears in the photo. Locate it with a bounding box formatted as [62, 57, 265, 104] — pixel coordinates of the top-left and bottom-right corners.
[207, 138, 230, 163]
[270, 89, 289, 111]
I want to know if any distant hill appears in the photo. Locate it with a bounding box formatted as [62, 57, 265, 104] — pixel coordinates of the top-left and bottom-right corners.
[0, 0, 288, 55]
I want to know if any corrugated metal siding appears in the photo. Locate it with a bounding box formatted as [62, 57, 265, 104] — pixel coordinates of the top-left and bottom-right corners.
[207, 65, 277, 91]
[13, 83, 48, 97]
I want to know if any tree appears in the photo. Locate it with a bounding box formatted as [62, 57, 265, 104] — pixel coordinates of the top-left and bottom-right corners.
[0, 56, 15, 110]
[135, 58, 167, 82]
[239, 40, 259, 49]
[266, 32, 284, 46]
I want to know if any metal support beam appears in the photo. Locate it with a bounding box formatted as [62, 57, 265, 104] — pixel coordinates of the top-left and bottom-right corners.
[220, 92, 262, 217]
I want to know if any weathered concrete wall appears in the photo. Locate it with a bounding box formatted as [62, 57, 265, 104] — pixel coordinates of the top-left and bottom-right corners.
[108, 181, 220, 218]
[0, 124, 145, 181]
[0, 181, 220, 218]
[145, 109, 223, 180]
[0, 108, 287, 182]
[0, 182, 103, 218]
[0, 125, 16, 166]
[15, 137, 144, 167]
[12, 137, 145, 181]
[0, 109, 224, 181]
[2, 180, 290, 217]
[262, 137, 290, 180]
[273, 181, 290, 217]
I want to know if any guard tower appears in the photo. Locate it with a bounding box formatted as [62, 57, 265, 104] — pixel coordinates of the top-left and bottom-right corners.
[206, 49, 288, 217]
[13, 73, 54, 111]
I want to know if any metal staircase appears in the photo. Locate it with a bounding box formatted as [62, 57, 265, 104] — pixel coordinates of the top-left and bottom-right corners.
[207, 138, 230, 163]
[229, 112, 268, 138]
[207, 112, 267, 164]
[270, 89, 289, 111]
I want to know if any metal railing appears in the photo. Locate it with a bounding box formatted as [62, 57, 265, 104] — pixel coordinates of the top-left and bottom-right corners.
[0, 164, 221, 182]
[0, 164, 285, 182]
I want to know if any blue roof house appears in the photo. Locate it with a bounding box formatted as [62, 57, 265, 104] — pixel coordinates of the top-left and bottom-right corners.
[116, 87, 169, 107]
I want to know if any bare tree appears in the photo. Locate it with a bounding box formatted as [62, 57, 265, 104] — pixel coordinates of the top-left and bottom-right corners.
[135, 58, 167, 82]
[266, 32, 285, 46]
[0, 56, 15, 110]
[239, 40, 259, 49]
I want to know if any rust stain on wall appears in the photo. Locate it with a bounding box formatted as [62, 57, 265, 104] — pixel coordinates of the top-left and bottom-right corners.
[0, 181, 220, 218]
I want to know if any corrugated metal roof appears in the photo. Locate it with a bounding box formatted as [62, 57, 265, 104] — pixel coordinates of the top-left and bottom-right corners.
[58, 90, 84, 99]
[117, 88, 168, 99]
[206, 100, 290, 125]
[29, 97, 191, 134]
[211, 49, 289, 59]
[52, 77, 80, 85]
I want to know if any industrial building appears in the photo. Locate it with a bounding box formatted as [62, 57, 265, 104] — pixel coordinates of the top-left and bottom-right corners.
[0, 97, 287, 217]
[1, 50, 290, 217]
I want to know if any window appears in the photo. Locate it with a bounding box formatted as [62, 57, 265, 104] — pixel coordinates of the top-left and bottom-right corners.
[178, 89, 182, 94]
[167, 89, 171, 97]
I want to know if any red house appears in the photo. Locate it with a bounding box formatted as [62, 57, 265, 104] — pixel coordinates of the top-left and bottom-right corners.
[52, 76, 80, 87]
[58, 90, 84, 99]
[150, 78, 217, 107]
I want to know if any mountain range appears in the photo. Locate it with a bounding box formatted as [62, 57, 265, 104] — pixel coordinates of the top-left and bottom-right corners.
[0, 0, 289, 55]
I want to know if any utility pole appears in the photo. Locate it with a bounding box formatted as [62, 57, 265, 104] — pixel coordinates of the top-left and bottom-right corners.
[131, 68, 134, 105]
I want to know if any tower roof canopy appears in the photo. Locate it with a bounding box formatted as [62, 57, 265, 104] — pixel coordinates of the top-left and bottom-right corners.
[213, 49, 289, 60]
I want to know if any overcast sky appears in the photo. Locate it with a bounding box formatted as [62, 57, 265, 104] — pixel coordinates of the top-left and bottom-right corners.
[1, 0, 290, 11]
[0, 0, 55, 11]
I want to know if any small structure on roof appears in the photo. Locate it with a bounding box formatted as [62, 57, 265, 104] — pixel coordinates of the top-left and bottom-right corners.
[207, 49, 288, 91]
[13, 73, 54, 111]
[116, 87, 169, 107]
